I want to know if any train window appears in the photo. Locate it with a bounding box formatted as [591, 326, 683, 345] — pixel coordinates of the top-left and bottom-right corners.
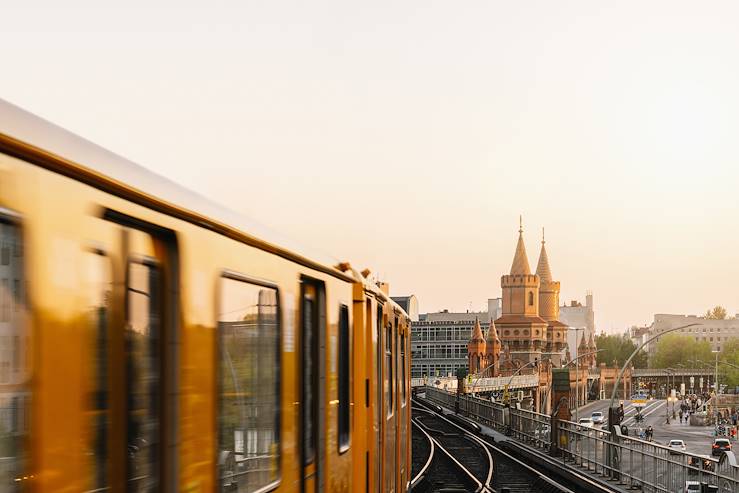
[218, 275, 280, 492]
[85, 252, 111, 492]
[400, 332, 406, 404]
[385, 321, 393, 417]
[0, 219, 28, 488]
[126, 260, 161, 492]
[338, 304, 350, 452]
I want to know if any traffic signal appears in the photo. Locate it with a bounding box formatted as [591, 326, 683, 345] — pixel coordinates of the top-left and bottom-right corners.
[608, 406, 622, 431]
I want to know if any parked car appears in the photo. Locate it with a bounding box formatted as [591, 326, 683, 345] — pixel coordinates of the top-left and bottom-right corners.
[667, 439, 686, 455]
[712, 438, 732, 456]
[591, 411, 604, 424]
[682, 480, 700, 492]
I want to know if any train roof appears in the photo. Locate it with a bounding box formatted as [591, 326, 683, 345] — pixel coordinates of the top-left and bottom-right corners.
[0, 98, 403, 303]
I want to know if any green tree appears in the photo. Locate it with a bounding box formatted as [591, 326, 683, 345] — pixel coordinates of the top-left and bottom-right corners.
[719, 338, 739, 389]
[705, 305, 728, 320]
[595, 334, 648, 368]
[651, 333, 713, 368]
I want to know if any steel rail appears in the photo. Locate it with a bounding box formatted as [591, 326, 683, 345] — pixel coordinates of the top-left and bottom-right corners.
[412, 399, 494, 492]
[417, 396, 618, 493]
[409, 418, 435, 489]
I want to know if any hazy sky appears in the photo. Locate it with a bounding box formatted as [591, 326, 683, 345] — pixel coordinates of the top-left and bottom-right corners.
[3, 1, 739, 331]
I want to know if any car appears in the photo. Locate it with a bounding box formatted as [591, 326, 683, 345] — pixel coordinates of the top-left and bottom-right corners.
[667, 439, 686, 455]
[577, 418, 594, 430]
[683, 480, 700, 492]
[712, 438, 732, 456]
[591, 411, 604, 424]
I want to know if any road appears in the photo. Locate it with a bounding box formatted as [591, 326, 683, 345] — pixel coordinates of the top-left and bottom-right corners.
[578, 399, 721, 456]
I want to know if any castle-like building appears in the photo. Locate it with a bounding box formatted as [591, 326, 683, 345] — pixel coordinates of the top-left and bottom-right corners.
[468, 219, 596, 376]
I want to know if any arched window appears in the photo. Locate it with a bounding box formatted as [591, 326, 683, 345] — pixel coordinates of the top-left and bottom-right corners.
[528, 291, 534, 306]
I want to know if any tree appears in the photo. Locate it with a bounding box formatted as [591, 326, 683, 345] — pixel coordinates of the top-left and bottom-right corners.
[595, 334, 648, 368]
[719, 338, 739, 389]
[705, 305, 728, 320]
[651, 333, 713, 368]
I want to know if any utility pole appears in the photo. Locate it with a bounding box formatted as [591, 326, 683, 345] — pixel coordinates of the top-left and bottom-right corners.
[714, 350, 719, 396]
[569, 327, 584, 423]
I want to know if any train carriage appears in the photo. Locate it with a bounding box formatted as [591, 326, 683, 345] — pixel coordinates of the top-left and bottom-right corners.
[0, 99, 411, 492]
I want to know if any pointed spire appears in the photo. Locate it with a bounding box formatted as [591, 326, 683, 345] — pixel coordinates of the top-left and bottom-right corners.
[486, 320, 500, 345]
[587, 331, 596, 350]
[578, 332, 588, 350]
[535, 227, 552, 283]
[470, 316, 484, 341]
[510, 216, 532, 275]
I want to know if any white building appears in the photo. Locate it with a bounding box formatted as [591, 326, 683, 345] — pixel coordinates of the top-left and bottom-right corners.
[647, 313, 739, 356]
[559, 292, 595, 354]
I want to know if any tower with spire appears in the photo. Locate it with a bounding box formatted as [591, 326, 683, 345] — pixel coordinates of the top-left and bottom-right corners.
[467, 317, 486, 375]
[485, 320, 502, 377]
[536, 228, 568, 366]
[494, 217, 548, 366]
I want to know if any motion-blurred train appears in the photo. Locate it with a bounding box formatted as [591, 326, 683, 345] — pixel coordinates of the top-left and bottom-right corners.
[0, 99, 411, 492]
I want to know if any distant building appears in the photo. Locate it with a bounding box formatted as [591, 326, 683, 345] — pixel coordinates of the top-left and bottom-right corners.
[628, 325, 650, 348]
[391, 295, 418, 321]
[412, 303, 501, 379]
[647, 313, 739, 357]
[559, 293, 595, 357]
[411, 317, 486, 378]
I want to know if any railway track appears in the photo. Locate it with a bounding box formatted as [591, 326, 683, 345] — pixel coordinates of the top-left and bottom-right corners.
[411, 406, 492, 492]
[411, 399, 616, 493]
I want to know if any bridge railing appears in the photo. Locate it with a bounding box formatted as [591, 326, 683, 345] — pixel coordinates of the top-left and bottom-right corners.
[420, 386, 739, 492]
[422, 386, 551, 451]
[510, 406, 551, 450]
[557, 419, 739, 493]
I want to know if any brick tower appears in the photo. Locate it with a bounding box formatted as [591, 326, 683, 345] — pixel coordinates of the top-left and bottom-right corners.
[535, 228, 568, 366]
[494, 217, 548, 366]
[467, 317, 486, 374]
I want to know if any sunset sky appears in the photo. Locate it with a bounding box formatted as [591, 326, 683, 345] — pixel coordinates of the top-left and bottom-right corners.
[4, 1, 739, 331]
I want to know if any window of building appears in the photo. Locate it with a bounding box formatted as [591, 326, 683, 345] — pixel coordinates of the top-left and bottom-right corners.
[218, 276, 280, 491]
[528, 291, 534, 306]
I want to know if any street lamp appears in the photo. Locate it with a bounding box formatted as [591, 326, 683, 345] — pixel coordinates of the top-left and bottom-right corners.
[664, 368, 675, 423]
[712, 350, 720, 396]
[608, 323, 700, 416]
[568, 327, 585, 423]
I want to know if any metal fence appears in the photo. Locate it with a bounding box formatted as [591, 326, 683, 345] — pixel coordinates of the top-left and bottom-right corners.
[421, 386, 739, 493]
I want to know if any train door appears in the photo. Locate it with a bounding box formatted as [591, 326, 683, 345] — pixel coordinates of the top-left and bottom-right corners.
[362, 296, 373, 493]
[102, 210, 178, 493]
[396, 317, 406, 491]
[383, 315, 396, 493]
[375, 303, 383, 493]
[300, 278, 325, 493]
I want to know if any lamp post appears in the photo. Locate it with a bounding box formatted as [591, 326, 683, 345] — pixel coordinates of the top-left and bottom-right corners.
[713, 350, 720, 396]
[675, 363, 686, 396]
[608, 323, 700, 415]
[569, 327, 585, 423]
[664, 368, 674, 423]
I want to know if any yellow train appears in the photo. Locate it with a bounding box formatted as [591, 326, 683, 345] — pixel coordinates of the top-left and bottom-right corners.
[0, 99, 411, 493]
